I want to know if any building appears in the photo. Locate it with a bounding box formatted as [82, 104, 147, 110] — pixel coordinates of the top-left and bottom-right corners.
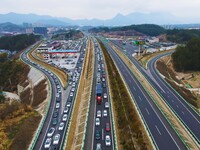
[146, 37, 159, 44]
[34, 27, 47, 36]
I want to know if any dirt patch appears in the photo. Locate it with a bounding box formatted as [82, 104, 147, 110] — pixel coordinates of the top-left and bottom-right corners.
[20, 87, 31, 105]
[157, 56, 200, 109]
[32, 79, 47, 108]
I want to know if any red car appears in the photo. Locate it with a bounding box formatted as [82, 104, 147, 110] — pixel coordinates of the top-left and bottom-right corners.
[105, 123, 110, 132]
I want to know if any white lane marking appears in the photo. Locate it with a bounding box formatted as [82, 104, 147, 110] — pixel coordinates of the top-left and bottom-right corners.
[172, 100, 174, 103]
[102, 128, 104, 140]
[176, 105, 179, 108]
[138, 96, 142, 101]
[145, 108, 150, 115]
[133, 86, 136, 91]
[182, 111, 185, 115]
[155, 125, 162, 135]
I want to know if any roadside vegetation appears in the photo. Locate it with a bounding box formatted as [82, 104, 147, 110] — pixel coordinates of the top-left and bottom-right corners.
[0, 34, 40, 51]
[52, 29, 84, 40]
[0, 101, 41, 150]
[172, 37, 200, 72]
[98, 40, 151, 150]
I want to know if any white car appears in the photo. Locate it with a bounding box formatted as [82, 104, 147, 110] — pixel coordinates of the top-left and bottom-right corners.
[57, 85, 60, 89]
[44, 138, 52, 148]
[72, 82, 76, 87]
[55, 103, 60, 109]
[95, 118, 100, 126]
[103, 93, 107, 99]
[105, 135, 111, 146]
[58, 89, 61, 93]
[71, 87, 75, 92]
[67, 102, 71, 107]
[105, 102, 109, 108]
[62, 114, 68, 121]
[58, 122, 65, 130]
[70, 92, 73, 97]
[53, 134, 60, 145]
[47, 127, 55, 137]
[56, 93, 60, 98]
[97, 110, 101, 117]
[103, 110, 108, 117]
[64, 107, 68, 113]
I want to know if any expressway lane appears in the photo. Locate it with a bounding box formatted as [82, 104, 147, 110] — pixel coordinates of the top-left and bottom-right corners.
[99, 39, 187, 150]
[21, 39, 87, 150]
[148, 52, 200, 143]
[84, 39, 114, 150]
[111, 40, 200, 144]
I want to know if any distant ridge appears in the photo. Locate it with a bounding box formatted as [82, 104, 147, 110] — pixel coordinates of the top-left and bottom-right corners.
[0, 12, 199, 26]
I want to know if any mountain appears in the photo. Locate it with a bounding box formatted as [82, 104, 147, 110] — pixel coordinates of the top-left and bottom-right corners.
[0, 22, 23, 32]
[0, 12, 199, 26]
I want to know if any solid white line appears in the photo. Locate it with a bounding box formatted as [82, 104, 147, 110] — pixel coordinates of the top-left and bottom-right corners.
[182, 111, 185, 115]
[177, 105, 179, 108]
[155, 125, 162, 135]
[102, 128, 104, 140]
[138, 96, 142, 101]
[145, 108, 150, 115]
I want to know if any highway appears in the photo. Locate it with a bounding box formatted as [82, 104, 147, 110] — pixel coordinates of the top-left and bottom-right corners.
[21, 39, 87, 150]
[111, 40, 200, 144]
[99, 38, 187, 150]
[84, 39, 114, 150]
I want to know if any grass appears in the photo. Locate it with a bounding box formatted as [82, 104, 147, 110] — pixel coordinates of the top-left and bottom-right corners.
[0, 101, 41, 150]
[27, 45, 68, 87]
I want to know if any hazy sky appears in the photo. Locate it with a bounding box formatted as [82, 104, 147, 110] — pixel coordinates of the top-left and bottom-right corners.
[1, 0, 200, 19]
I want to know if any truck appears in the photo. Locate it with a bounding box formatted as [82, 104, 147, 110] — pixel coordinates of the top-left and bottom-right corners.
[96, 84, 102, 104]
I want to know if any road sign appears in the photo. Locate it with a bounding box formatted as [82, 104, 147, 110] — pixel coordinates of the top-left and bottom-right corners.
[133, 40, 145, 45]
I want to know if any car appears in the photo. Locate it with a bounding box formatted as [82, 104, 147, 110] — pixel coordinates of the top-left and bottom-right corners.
[103, 110, 108, 117]
[57, 85, 60, 89]
[55, 103, 60, 109]
[67, 102, 71, 107]
[95, 130, 101, 140]
[58, 89, 61, 93]
[62, 114, 68, 121]
[97, 110, 101, 117]
[105, 135, 111, 146]
[56, 93, 60, 98]
[72, 82, 76, 87]
[52, 118, 57, 126]
[53, 111, 58, 118]
[102, 83, 106, 88]
[47, 127, 55, 137]
[69, 81, 72, 85]
[105, 123, 110, 131]
[70, 92, 73, 97]
[58, 122, 65, 130]
[44, 138, 52, 148]
[64, 107, 68, 113]
[95, 118, 100, 126]
[102, 77, 105, 82]
[103, 93, 107, 99]
[71, 87, 75, 92]
[96, 143, 101, 150]
[105, 102, 109, 108]
[53, 134, 60, 145]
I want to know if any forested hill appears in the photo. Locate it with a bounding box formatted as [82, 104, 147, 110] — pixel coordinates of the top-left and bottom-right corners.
[0, 34, 40, 51]
[172, 37, 200, 72]
[89, 24, 166, 36]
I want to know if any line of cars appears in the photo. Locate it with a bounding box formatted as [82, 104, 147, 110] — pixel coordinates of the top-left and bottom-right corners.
[43, 44, 86, 150]
[94, 43, 113, 150]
